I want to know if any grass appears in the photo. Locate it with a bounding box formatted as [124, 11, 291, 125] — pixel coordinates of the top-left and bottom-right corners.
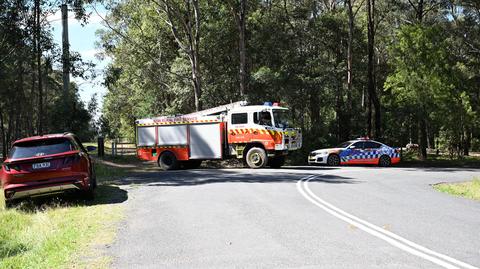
[400, 151, 480, 168]
[0, 149, 139, 269]
[0, 187, 124, 269]
[434, 178, 480, 201]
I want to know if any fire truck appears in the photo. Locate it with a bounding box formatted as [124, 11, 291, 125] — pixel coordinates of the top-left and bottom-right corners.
[135, 101, 302, 170]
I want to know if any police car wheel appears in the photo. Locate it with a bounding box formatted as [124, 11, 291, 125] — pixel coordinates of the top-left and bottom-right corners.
[379, 155, 391, 167]
[327, 154, 340, 166]
[245, 147, 268, 169]
[158, 151, 179, 170]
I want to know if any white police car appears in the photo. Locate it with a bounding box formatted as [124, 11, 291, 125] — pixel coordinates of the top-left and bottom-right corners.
[308, 138, 400, 167]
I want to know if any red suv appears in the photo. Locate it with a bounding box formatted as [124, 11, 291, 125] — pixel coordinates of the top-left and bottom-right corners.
[1, 133, 97, 207]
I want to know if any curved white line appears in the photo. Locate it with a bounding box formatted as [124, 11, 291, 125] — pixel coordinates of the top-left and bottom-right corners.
[297, 176, 479, 269]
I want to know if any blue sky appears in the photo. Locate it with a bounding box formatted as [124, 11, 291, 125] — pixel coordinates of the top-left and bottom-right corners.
[47, 4, 110, 109]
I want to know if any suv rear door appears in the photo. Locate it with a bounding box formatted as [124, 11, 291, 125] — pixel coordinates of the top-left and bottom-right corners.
[6, 138, 80, 183]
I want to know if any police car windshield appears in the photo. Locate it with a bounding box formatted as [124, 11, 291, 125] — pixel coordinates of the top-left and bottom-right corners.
[273, 110, 290, 129]
[336, 141, 354, 148]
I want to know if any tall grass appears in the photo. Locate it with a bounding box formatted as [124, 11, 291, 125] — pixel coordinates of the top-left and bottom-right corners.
[434, 178, 480, 201]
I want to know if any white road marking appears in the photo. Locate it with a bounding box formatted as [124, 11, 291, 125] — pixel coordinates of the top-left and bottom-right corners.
[297, 176, 479, 269]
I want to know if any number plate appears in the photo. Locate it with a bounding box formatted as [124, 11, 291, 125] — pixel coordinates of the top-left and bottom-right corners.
[32, 162, 51, 169]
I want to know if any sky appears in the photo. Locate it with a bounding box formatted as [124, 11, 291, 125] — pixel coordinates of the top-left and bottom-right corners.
[47, 4, 110, 109]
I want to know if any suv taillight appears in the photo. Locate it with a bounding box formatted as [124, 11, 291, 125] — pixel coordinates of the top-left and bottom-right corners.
[3, 164, 20, 172]
[63, 154, 81, 166]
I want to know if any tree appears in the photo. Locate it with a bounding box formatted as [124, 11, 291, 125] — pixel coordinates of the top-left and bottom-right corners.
[385, 25, 456, 160]
[153, 0, 203, 111]
[226, 0, 248, 97]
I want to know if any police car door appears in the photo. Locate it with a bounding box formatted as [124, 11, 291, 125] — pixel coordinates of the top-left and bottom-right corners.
[345, 141, 365, 164]
[363, 141, 382, 164]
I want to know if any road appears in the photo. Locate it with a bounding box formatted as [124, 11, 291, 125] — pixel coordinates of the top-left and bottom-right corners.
[108, 166, 480, 269]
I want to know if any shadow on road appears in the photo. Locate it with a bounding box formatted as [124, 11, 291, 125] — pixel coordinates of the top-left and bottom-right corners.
[109, 169, 360, 187]
[8, 184, 128, 212]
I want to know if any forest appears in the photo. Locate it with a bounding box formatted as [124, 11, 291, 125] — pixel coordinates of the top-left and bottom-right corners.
[0, 0, 99, 158]
[1, 0, 480, 162]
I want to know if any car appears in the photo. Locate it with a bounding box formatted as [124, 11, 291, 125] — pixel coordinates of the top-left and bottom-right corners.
[1, 133, 97, 207]
[308, 138, 400, 167]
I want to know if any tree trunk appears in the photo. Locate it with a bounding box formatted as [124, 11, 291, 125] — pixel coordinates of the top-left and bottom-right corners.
[190, 52, 202, 111]
[0, 108, 6, 159]
[345, 0, 354, 138]
[237, 0, 247, 97]
[464, 126, 471, 156]
[418, 117, 428, 160]
[161, 0, 202, 111]
[35, 0, 43, 135]
[366, 0, 381, 139]
[309, 90, 320, 130]
[367, 96, 372, 137]
[417, 0, 424, 22]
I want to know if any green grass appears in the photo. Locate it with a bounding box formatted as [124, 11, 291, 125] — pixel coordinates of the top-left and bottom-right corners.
[0, 142, 149, 269]
[400, 151, 480, 168]
[0, 154, 132, 269]
[0, 194, 123, 269]
[434, 179, 480, 201]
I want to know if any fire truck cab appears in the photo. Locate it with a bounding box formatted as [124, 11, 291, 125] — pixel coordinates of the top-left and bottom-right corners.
[135, 101, 302, 170]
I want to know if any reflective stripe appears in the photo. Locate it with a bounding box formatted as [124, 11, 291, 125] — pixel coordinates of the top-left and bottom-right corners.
[137, 119, 221, 126]
[341, 151, 400, 162]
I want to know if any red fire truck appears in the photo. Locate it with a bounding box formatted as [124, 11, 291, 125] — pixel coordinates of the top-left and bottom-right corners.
[135, 101, 302, 170]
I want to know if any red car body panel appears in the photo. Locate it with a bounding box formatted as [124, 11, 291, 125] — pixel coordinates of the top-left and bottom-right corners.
[0, 134, 94, 201]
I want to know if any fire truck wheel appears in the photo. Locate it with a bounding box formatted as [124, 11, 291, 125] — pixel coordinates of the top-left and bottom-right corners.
[158, 151, 179, 170]
[245, 147, 268, 169]
[269, 156, 285, 168]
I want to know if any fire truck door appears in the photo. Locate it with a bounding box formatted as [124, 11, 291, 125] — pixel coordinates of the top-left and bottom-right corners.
[189, 124, 222, 159]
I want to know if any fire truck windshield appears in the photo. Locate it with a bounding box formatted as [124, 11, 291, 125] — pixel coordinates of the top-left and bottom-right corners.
[273, 110, 290, 129]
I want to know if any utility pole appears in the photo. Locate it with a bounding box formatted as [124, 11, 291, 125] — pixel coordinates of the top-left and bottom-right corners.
[61, 3, 69, 95]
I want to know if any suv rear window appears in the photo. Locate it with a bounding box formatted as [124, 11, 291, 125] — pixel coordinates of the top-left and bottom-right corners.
[9, 138, 75, 159]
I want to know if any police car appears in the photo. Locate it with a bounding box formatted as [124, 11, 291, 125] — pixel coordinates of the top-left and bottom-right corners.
[308, 138, 401, 167]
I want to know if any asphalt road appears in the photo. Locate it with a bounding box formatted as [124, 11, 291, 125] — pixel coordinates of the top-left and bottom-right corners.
[109, 166, 480, 269]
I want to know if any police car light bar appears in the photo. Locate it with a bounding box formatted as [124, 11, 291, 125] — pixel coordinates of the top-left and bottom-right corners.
[263, 101, 281, 107]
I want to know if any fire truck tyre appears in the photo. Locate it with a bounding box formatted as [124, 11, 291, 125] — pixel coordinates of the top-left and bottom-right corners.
[183, 160, 202, 169]
[245, 147, 268, 169]
[378, 155, 391, 167]
[158, 151, 179, 170]
[327, 154, 340, 166]
[269, 156, 285, 168]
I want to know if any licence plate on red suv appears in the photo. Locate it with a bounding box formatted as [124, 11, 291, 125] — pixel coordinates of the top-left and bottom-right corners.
[32, 162, 51, 169]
